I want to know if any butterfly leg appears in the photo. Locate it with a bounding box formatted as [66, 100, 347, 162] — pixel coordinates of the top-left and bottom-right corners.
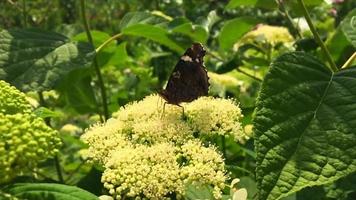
[176, 104, 186, 120]
[160, 102, 167, 119]
[156, 95, 162, 111]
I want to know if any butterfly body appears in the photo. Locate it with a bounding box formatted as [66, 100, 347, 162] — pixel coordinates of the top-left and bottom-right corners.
[159, 43, 209, 105]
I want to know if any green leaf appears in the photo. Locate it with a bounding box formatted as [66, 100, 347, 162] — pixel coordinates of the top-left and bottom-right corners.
[56, 68, 98, 114]
[226, 0, 277, 10]
[106, 42, 129, 66]
[184, 183, 214, 200]
[4, 183, 98, 200]
[286, 0, 330, 17]
[201, 10, 221, 32]
[254, 52, 356, 200]
[34, 107, 62, 119]
[239, 176, 258, 199]
[218, 17, 259, 50]
[171, 22, 208, 43]
[122, 24, 184, 53]
[0, 29, 95, 92]
[326, 9, 356, 66]
[119, 11, 167, 30]
[119, 11, 184, 53]
[73, 30, 118, 67]
[340, 9, 356, 48]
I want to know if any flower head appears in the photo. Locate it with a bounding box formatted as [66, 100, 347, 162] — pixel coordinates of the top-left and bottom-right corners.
[81, 94, 246, 199]
[239, 24, 294, 46]
[185, 97, 247, 143]
[0, 80, 32, 114]
[0, 81, 61, 183]
[102, 143, 182, 199]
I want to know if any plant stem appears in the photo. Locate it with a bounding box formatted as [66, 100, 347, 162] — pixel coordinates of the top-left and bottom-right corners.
[22, 0, 27, 28]
[297, 0, 338, 72]
[341, 52, 356, 69]
[236, 68, 262, 82]
[221, 136, 226, 158]
[80, 0, 109, 121]
[96, 33, 123, 53]
[38, 92, 64, 183]
[276, 0, 302, 39]
[225, 165, 255, 178]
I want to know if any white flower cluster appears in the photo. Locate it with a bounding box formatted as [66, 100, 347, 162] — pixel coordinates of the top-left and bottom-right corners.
[82, 94, 248, 199]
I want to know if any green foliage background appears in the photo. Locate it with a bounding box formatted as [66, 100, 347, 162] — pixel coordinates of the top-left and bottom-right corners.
[0, 0, 356, 199]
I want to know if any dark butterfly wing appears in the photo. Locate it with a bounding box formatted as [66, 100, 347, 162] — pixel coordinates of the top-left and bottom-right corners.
[160, 43, 209, 104]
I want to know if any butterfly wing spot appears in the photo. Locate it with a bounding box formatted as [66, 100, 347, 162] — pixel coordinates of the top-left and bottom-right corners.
[181, 55, 193, 62]
[172, 71, 180, 79]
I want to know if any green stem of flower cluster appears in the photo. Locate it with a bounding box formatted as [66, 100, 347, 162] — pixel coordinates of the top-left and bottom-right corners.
[341, 52, 356, 69]
[80, 0, 109, 121]
[96, 33, 123, 53]
[237, 68, 262, 82]
[38, 92, 64, 183]
[297, 0, 338, 72]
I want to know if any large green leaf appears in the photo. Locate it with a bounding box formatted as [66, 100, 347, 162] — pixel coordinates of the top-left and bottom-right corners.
[218, 17, 259, 50]
[4, 183, 98, 200]
[0, 29, 95, 91]
[254, 52, 356, 200]
[119, 11, 184, 53]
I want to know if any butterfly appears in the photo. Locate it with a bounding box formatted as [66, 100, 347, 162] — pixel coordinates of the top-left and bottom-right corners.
[159, 43, 209, 113]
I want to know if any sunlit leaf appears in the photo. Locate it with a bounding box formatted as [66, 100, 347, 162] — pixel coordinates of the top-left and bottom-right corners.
[219, 17, 259, 50]
[119, 11, 184, 53]
[122, 24, 184, 53]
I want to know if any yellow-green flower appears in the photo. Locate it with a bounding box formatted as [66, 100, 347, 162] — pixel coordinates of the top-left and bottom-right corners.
[0, 80, 32, 114]
[240, 24, 294, 46]
[0, 80, 61, 183]
[208, 72, 242, 97]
